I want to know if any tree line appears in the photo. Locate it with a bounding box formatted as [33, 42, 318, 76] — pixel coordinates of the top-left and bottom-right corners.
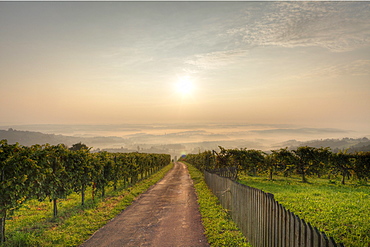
[182, 146, 370, 184]
[0, 139, 170, 243]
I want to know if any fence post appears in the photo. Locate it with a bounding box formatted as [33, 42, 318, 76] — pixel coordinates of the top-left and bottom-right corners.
[262, 191, 267, 247]
[231, 183, 237, 226]
[260, 191, 264, 247]
[295, 215, 301, 246]
[279, 204, 285, 247]
[268, 194, 272, 247]
[245, 185, 251, 242]
[237, 184, 242, 232]
[267, 193, 274, 247]
[313, 227, 321, 246]
[300, 219, 307, 247]
[272, 200, 278, 247]
[321, 231, 329, 247]
[250, 188, 255, 246]
[257, 189, 261, 247]
[285, 209, 290, 247]
[307, 222, 313, 247]
[225, 178, 233, 211]
[254, 189, 258, 246]
[244, 185, 249, 239]
[274, 201, 280, 247]
[290, 211, 296, 246]
[263, 191, 267, 247]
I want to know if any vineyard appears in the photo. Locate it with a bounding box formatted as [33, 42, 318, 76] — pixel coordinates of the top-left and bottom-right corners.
[182, 146, 370, 246]
[183, 146, 370, 183]
[0, 139, 170, 244]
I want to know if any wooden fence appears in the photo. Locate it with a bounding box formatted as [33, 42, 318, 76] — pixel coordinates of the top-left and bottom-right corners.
[205, 167, 238, 180]
[204, 171, 344, 247]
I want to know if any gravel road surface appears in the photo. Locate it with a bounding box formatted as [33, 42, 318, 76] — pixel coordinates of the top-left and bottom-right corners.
[80, 162, 209, 247]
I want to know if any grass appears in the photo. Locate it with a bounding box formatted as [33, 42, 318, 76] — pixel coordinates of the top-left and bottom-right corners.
[238, 173, 370, 247]
[2, 163, 173, 247]
[185, 162, 251, 247]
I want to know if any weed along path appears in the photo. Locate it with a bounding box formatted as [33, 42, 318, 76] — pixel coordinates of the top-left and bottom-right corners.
[80, 162, 209, 247]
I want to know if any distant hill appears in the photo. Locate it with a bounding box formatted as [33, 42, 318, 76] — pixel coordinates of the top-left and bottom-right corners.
[0, 128, 128, 148]
[277, 137, 370, 153]
[2, 128, 369, 154]
[344, 141, 370, 153]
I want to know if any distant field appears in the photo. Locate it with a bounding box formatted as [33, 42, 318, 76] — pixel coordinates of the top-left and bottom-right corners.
[238, 174, 370, 247]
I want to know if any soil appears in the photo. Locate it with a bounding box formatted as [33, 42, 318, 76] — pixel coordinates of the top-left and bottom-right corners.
[80, 162, 209, 247]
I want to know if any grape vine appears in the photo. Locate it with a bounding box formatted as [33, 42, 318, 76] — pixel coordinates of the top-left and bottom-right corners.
[0, 139, 170, 243]
[181, 146, 370, 183]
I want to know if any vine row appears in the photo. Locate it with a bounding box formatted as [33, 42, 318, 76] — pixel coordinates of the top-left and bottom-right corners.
[0, 139, 171, 243]
[181, 146, 370, 183]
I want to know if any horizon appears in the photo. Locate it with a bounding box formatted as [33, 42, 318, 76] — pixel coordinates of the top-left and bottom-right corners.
[1, 2, 370, 138]
[1, 123, 369, 151]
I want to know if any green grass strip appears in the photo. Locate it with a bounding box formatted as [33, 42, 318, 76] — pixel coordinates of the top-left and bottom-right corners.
[238, 174, 370, 247]
[2, 164, 173, 247]
[185, 162, 251, 247]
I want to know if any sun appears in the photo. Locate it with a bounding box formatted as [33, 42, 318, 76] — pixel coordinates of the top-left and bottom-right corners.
[175, 76, 195, 96]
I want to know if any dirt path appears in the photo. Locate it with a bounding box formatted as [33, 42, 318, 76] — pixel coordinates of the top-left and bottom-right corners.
[80, 162, 209, 247]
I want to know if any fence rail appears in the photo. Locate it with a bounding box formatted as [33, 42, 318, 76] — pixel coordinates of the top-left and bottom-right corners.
[204, 171, 344, 247]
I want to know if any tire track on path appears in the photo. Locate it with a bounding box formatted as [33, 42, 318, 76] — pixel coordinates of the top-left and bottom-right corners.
[80, 162, 209, 247]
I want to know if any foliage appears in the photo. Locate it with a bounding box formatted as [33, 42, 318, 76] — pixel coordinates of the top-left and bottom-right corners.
[69, 142, 89, 151]
[329, 151, 355, 185]
[0, 139, 170, 244]
[1, 164, 173, 246]
[182, 146, 370, 183]
[0, 141, 47, 243]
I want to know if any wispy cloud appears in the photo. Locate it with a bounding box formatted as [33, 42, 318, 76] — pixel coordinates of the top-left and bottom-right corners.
[249, 127, 350, 136]
[227, 2, 370, 52]
[181, 2, 370, 74]
[291, 59, 370, 79]
[185, 49, 248, 70]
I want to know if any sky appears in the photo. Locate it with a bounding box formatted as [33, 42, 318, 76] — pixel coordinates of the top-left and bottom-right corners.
[1, 1, 370, 136]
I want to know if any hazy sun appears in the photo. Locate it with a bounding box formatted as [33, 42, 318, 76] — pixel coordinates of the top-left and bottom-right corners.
[175, 76, 195, 96]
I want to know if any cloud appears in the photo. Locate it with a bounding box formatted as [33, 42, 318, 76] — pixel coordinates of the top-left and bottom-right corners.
[182, 2, 370, 74]
[291, 59, 370, 79]
[227, 2, 370, 52]
[185, 49, 248, 70]
[249, 128, 350, 136]
[323, 60, 370, 77]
